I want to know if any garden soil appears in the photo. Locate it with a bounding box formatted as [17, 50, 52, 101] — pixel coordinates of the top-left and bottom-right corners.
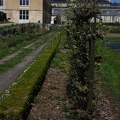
[27, 67, 120, 120]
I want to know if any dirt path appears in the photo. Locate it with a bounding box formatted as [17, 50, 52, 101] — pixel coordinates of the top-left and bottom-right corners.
[0, 32, 53, 65]
[0, 31, 57, 94]
[0, 40, 41, 65]
[94, 86, 120, 120]
[0, 50, 22, 65]
[0, 31, 56, 94]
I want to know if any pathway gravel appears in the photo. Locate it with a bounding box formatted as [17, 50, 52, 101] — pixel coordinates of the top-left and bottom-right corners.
[0, 33, 53, 65]
[0, 32, 56, 94]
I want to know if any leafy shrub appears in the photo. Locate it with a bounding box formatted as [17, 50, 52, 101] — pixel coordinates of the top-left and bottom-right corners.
[66, 1, 105, 119]
[8, 31, 45, 48]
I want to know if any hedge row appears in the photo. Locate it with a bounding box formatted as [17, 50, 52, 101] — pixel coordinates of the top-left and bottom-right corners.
[0, 23, 43, 37]
[0, 31, 62, 120]
[103, 22, 120, 26]
[8, 31, 46, 48]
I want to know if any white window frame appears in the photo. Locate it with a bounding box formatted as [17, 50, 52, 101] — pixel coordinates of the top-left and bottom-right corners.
[19, 10, 29, 20]
[19, 0, 29, 6]
[54, 9, 59, 14]
[106, 11, 110, 15]
[117, 11, 120, 15]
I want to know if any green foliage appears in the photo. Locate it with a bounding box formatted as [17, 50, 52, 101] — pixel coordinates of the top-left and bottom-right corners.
[103, 22, 120, 33]
[103, 22, 120, 26]
[50, 31, 69, 72]
[0, 23, 46, 47]
[104, 37, 120, 42]
[49, 86, 58, 90]
[97, 38, 120, 99]
[55, 15, 61, 24]
[65, 0, 105, 119]
[109, 27, 120, 33]
[0, 31, 62, 119]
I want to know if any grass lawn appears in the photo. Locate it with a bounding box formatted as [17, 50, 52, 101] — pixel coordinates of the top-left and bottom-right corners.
[50, 30, 68, 72]
[97, 37, 120, 100]
[104, 37, 120, 42]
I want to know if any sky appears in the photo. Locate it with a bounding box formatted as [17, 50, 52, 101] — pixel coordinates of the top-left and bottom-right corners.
[110, 0, 120, 3]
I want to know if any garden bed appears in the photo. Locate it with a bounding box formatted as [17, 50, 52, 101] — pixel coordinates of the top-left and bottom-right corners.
[28, 32, 120, 120]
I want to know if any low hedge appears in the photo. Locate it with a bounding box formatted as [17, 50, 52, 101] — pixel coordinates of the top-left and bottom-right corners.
[103, 22, 120, 26]
[8, 31, 46, 48]
[0, 31, 62, 120]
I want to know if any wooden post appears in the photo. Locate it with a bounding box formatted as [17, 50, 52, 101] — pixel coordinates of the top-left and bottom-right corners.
[87, 11, 96, 114]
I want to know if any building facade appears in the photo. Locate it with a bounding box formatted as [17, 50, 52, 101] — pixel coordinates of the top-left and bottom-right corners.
[100, 6, 120, 23]
[51, 0, 68, 24]
[0, 0, 51, 24]
[50, 0, 120, 24]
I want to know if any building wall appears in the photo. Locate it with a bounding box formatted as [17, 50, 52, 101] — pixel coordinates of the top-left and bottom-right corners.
[1, 0, 51, 24]
[51, 1, 120, 24]
[101, 16, 120, 23]
[43, 0, 51, 24]
[51, 6, 67, 24]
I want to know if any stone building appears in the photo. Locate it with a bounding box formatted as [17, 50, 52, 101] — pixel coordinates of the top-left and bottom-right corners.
[50, 0, 69, 24]
[0, 0, 51, 24]
[50, 0, 120, 24]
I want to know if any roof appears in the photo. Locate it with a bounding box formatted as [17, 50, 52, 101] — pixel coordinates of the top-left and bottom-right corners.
[110, 2, 120, 6]
[96, 0, 110, 4]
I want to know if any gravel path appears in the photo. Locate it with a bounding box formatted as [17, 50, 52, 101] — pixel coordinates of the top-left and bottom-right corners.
[0, 40, 40, 65]
[0, 33, 53, 65]
[0, 36, 54, 94]
[0, 50, 22, 65]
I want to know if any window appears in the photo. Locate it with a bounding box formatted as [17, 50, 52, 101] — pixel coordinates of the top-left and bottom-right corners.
[19, 0, 29, 5]
[54, 9, 59, 14]
[117, 11, 120, 15]
[106, 11, 110, 15]
[19, 10, 29, 20]
[0, 0, 3, 6]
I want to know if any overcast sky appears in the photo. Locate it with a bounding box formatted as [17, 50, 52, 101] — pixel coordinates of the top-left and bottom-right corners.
[110, 0, 120, 3]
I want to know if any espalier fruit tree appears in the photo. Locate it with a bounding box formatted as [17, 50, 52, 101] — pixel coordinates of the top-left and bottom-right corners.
[66, 0, 106, 119]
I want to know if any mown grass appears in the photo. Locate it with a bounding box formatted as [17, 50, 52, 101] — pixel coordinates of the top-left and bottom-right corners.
[104, 37, 120, 42]
[0, 31, 59, 73]
[0, 31, 53, 59]
[50, 31, 69, 72]
[97, 37, 120, 100]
